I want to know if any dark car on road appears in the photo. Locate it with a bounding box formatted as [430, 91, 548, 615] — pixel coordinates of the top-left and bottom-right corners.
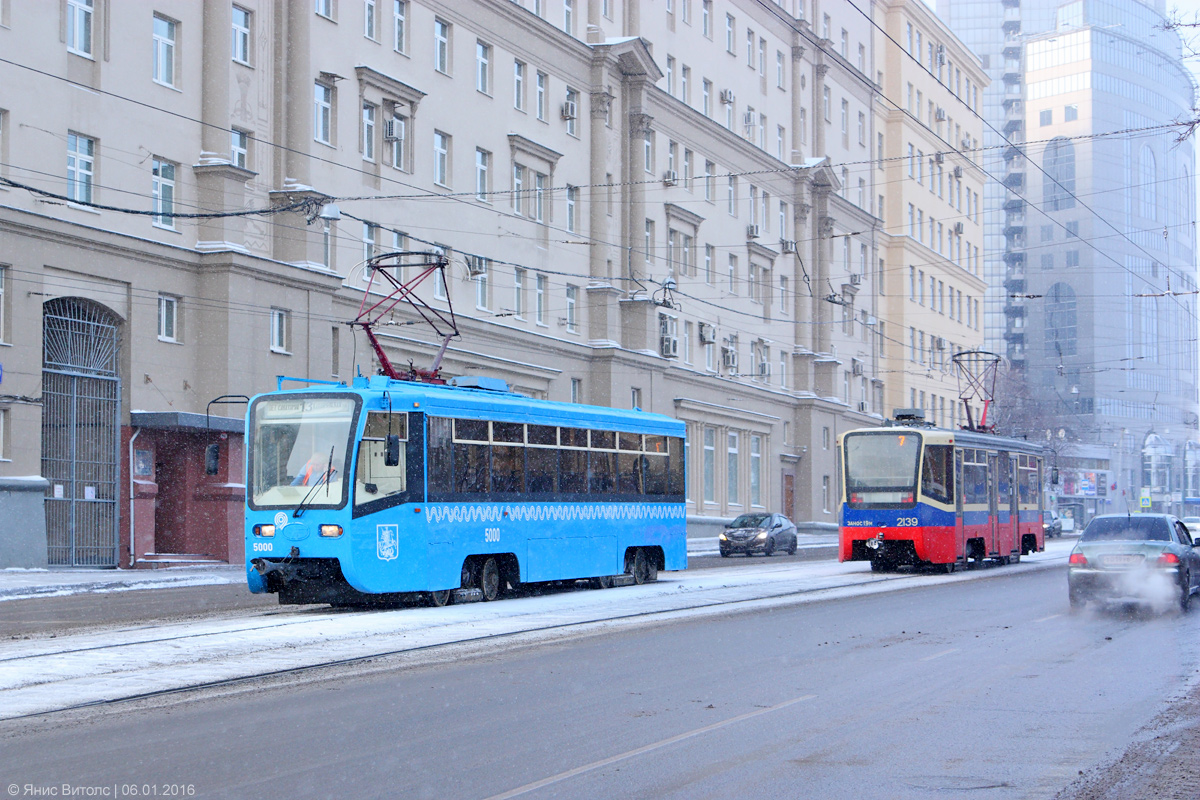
[1043, 510, 1062, 539]
[1067, 514, 1200, 611]
[719, 513, 798, 557]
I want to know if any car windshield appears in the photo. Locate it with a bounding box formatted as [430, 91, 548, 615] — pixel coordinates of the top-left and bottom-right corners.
[1080, 517, 1170, 542]
[729, 513, 770, 528]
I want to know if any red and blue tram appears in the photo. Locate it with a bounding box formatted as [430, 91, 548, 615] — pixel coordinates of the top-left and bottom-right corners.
[838, 420, 1045, 572]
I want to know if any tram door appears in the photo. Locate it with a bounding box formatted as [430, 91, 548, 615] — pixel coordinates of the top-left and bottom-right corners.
[987, 454, 999, 556]
[954, 449, 965, 559]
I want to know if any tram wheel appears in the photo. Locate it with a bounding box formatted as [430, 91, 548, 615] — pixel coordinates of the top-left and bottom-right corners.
[628, 549, 651, 585]
[590, 575, 614, 589]
[479, 557, 501, 602]
[427, 589, 452, 607]
[941, 562, 957, 574]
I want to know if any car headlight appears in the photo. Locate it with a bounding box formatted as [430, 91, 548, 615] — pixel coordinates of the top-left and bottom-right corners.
[253, 524, 275, 537]
[719, 533, 727, 541]
[756, 532, 767, 540]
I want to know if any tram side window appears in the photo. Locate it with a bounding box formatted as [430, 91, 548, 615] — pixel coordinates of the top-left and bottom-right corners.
[962, 449, 988, 504]
[667, 436, 685, 496]
[355, 412, 408, 506]
[560, 427, 588, 494]
[921, 445, 953, 503]
[589, 448, 617, 494]
[527, 425, 557, 493]
[492, 442, 526, 493]
[428, 417, 453, 494]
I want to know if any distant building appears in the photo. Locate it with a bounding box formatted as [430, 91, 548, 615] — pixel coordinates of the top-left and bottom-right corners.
[938, 0, 1200, 522]
[0, 0, 898, 567]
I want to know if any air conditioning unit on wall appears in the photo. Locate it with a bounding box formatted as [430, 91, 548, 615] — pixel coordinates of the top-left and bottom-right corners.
[698, 323, 717, 344]
[560, 100, 578, 120]
[722, 347, 739, 370]
[660, 335, 679, 358]
[662, 170, 678, 186]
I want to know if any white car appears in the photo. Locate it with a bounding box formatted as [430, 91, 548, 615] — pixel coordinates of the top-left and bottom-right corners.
[1183, 516, 1200, 532]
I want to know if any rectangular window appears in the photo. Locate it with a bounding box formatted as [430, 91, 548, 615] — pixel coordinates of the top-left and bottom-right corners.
[67, 0, 93, 57]
[536, 72, 547, 121]
[158, 294, 179, 342]
[513, 61, 525, 110]
[702, 79, 712, 116]
[232, 6, 251, 64]
[151, 158, 176, 228]
[362, 221, 378, 262]
[475, 148, 490, 201]
[474, 258, 489, 310]
[705, 244, 714, 284]
[728, 254, 737, 293]
[476, 40, 491, 94]
[270, 308, 290, 353]
[230, 129, 248, 169]
[702, 0, 711, 37]
[67, 133, 95, 204]
[566, 186, 578, 232]
[727, 175, 737, 215]
[390, 113, 407, 170]
[316, 0, 332, 18]
[566, 88, 579, 136]
[681, 65, 691, 104]
[727, 432, 740, 505]
[726, 14, 735, 54]
[750, 435, 762, 506]
[433, 131, 450, 186]
[565, 286, 578, 332]
[536, 274, 547, 324]
[512, 164, 524, 215]
[152, 15, 177, 87]
[534, 173, 547, 222]
[393, 0, 407, 52]
[434, 18, 450, 74]
[563, 0, 573, 34]
[362, 103, 376, 162]
[364, 0, 377, 38]
[704, 160, 714, 202]
[703, 428, 716, 502]
[314, 83, 333, 144]
[513, 269, 525, 318]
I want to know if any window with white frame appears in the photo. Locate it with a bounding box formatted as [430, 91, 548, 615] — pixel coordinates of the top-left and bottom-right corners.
[571, 378, 581, 403]
[703, 428, 716, 502]
[270, 308, 290, 354]
[151, 158, 176, 228]
[702, 0, 711, 37]
[536, 71, 547, 120]
[702, 80, 712, 116]
[727, 432, 740, 505]
[314, 83, 333, 144]
[565, 285, 578, 332]
[566, 88, 579, 136]
[476, 40, 491, 94]
[434, 18, 450, 74]
[750, 435, 762, 506]
[158, 294, 179, 342]
[566, 186, 578, 232]
[512, 164, 525, 215]
[563, 0, 573, 34]
[513, 268, 526, 318]
[534, 173, 546, 222]
[475, 148, 490, 201]
[513, 61, 525, 110]
[725, 13, 734, 53]
[232, 6, 251, 64]
[316, 0, 333, 18]
[389, 112, 407, 170]
[535, 274, 547, 324]
[433, 131, 450, 186]
[230, 129, 248, 169]
[362, 221, 378, 262]
[393, 0, 407, 52]
[362, 103, 376, 162]
[67, 133, 95, 204]
[152, 15, 177, 87]
[364, 0, 377, 39]
[474, 258, 489, 310]
[67, 0, 94, 57]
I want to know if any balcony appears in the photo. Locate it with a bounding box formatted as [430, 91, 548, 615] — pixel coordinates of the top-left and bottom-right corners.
[1003, 171, 1025, 190]
[1005, 297, 1028, 314]
[1003, 59, 1021, 82]
[1003, 192, 1025, 212]
[1003, 250, 1026, 266]
[1003, 329, 1025, 344]
[1004, 272, 1026, 293]
[1004, 35, 1022, 58]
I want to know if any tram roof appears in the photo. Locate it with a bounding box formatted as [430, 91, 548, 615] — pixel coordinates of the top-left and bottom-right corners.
[841, 424, 1045, 455]
[256, 376, 685, 436]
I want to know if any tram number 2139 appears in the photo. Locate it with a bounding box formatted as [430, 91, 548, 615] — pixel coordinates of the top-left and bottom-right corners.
[485, 527, 501, 542]
[895, 517, 919, 527]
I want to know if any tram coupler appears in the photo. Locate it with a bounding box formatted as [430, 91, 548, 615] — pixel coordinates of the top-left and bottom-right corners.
[865, 533, 885, 551]
[608, 574, 636, 587]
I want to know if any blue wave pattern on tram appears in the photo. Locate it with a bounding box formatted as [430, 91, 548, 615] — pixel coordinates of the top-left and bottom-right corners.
[426, 503, 687, 525]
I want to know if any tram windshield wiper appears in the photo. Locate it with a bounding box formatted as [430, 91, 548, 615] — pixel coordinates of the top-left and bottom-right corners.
[293, 446, 336, 519]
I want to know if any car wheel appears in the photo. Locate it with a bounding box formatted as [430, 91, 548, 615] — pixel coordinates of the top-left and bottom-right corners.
[719, 548, 731, 558]
[764, 538, 775, 556]
[1181, 573, 1192, 613]
[786, 536, 797, 556]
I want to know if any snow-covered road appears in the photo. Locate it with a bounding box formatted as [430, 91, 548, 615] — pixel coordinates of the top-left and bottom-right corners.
[0, 540, 1072, 720]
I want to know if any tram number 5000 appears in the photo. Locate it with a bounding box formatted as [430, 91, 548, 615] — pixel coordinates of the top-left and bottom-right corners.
[485, 527, 501, 542]
[894, 517, 919, 527]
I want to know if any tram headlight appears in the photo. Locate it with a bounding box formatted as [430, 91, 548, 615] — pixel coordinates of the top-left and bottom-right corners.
[254, 524, 275, 538]
[319, 524, 344, 538]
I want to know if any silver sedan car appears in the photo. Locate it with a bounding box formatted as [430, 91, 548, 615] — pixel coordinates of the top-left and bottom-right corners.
[1067, 514, 1200, 611]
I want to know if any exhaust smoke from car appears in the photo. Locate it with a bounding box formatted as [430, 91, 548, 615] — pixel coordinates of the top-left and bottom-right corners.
[1112, 566, 1179, 613]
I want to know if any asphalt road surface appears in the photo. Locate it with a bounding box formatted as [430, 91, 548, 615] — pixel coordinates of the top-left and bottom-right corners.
[4, 566, 1198, 800]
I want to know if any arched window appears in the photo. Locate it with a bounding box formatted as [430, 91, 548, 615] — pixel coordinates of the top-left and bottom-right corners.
[1043, 137, 1075, 211]
[1045, 282, 1077, 357]
[1140, 146, 1157, 220]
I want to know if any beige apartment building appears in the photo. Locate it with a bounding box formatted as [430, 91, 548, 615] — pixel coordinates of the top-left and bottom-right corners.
[0, 0, 906, 567]
[874, 0, 988, 426]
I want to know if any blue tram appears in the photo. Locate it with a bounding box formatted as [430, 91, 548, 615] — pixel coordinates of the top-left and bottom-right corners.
[245, 375, 686, 605]
[838, 418, 1045, 572]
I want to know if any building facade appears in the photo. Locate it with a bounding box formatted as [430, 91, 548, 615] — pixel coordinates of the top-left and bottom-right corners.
[938, 0, 1200, 523]
[874, 0, 988, 425]
[0, 0, 908, 567]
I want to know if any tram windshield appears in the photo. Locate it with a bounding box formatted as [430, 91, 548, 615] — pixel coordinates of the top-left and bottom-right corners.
[844, 432, 921, 506]
[249, 396, 358, 510]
